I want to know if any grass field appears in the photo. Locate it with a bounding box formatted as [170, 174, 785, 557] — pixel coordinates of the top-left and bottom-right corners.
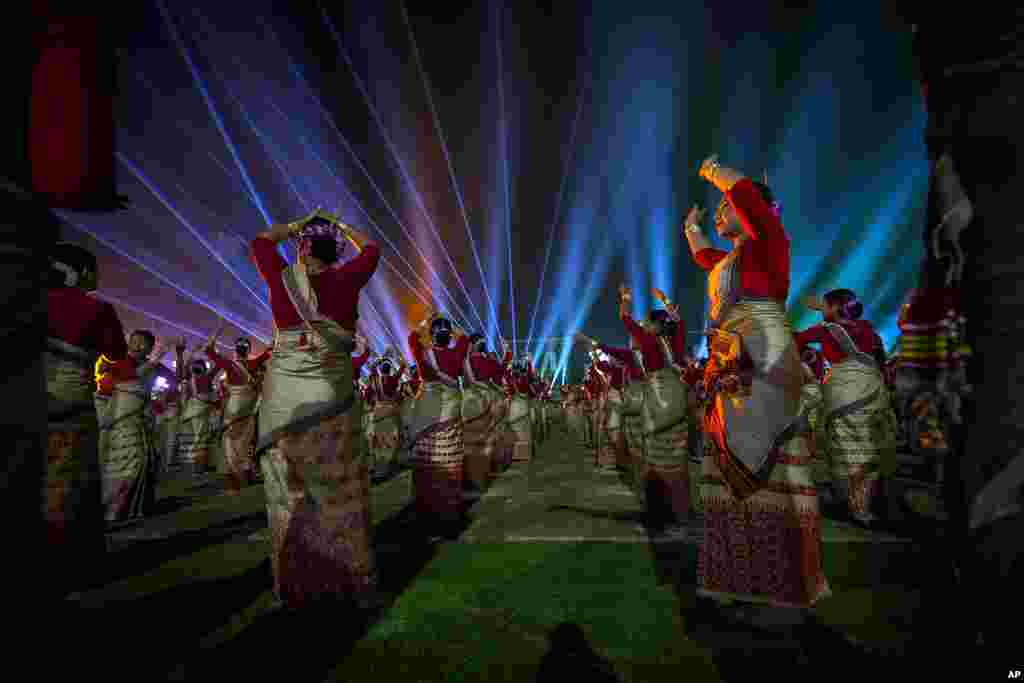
[59, 425, 955, 682]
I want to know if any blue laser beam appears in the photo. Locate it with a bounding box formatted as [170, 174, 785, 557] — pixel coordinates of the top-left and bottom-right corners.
[525, 78, 585, 352]
[155, 1, 272, 227]
[318, 5, 489, 332]
[493, 3, 517, 356]
[64, 217, 270, 344]
[399, 1, 501, 334]
[259, 36, 475, 329]
[95, 291, 240, 353]
[117, 153, 270, 314]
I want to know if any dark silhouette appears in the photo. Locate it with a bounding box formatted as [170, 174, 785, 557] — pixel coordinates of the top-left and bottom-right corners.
[535, 622, 621, 683]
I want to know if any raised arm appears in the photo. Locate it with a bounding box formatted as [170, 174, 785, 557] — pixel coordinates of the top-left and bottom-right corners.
[203, 326, 231, 373]
[699, 155, 784, 243]
[174, 337, 187, 384]
[599, 344, 636, 366]
[251, 346, 272, 367]
[315, 210, 377, 255]
[680, 203, 727, 271]
[137, 337, 172, 378]
[618, 286, 647, 343]
[681, 203, 714, 255]
[255, 210, 317, 244]
[407, 324, 428, 369]
[728, 179, 785, 243]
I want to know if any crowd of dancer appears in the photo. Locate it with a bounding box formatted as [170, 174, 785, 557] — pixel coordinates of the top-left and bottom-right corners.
[27, 6, 1022, 665]
[47, 156, 903, 626]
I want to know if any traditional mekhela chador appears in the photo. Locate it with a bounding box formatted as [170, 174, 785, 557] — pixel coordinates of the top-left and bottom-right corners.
[46, 243, 126, 595]
[460, 334, 511, 493]
[796, 289, 898, 524]
[251, 209, 381, 609]
[617, 288, 692, 528]
[406, 313, 470, 531]
[591, 345, 626, 472]
[206, 334, 270, 495]
[174, 349, 219, 479]
[367, 349, 406, 478]
[505, 355, 537, 463]
[99, 330, 172, 521]
[685, 156, 829, 613]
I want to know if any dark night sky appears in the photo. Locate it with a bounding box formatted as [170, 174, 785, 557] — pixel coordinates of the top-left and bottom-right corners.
[71, 1, 923, 380]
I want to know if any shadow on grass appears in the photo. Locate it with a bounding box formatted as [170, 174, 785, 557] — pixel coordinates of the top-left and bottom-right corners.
[545, 504, 645, 525]
[660, 519, 959, 679]
[187, 502, 475, 683]
[535, 622, 622, 683]
[54, 560, 273, 681]
[94, 513, 268, 588]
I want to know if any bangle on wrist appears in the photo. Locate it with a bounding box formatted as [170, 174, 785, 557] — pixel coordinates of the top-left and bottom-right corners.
[685, 223, 701, 234]
[704, 158, 720, 182]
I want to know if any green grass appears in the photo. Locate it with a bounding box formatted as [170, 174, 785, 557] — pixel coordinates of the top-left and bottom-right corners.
[67, 429, 937, 682]
[330, 543, 718, 682]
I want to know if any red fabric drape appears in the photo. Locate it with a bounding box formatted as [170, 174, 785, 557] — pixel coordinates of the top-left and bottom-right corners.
[29, 9, 116, 207]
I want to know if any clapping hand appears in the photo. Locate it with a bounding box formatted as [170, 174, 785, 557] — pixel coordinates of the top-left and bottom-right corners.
[804, 296, 823, 312]
[698, 154, 720, 181]
[314, 208, 347, 229]
[619, 284, 632, 300]
[287, 208, 320, 234]
[682, 205, 706, 235]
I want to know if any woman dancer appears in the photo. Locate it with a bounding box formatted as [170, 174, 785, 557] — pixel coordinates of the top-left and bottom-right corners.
[174, 340, 219, 480]
[47, 243, 127, 595]
[616, 286, 692, 530]
[205, 329, 271, 495]
[506, 356, 537, 463]
[100, 330, 173, 521]
[684, 155, 829, 626]
[461, 333, 508, 493]
[251, 208, 381, 610]
[796, 289, 898, 524]
[367, 348, 406, 478]
[406, 311, 471, 534]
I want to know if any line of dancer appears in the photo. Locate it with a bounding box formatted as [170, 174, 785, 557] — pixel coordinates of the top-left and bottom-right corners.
[46, 157, 897, 628]
[565, 154, 898, 628]
[46, 206, 563, 608]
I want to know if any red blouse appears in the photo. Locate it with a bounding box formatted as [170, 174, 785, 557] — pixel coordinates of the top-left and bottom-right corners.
[407, 331, 471, 383]
[794, 320, 884, 364]
[48, 287, 127, 359]
[351, 348, 371, 374]
[207, 346, 270, 385]
[467, 352, 506, 385]
[620, 314, 686, 372]
[96, 355, 173, 396]
[187, 373, 215, 397]
[250, 237, 380, 330]
[376, 373, 400, 399]
[598, 344, 644, 382]
[691, 178, 790, 302]
[595, 360, 626, 389]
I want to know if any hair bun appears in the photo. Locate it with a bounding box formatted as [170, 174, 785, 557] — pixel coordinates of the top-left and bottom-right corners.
[842, 299, 864, 320]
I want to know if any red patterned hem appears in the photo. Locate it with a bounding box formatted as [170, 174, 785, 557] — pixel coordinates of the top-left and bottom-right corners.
[697, 497, 827, 608]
